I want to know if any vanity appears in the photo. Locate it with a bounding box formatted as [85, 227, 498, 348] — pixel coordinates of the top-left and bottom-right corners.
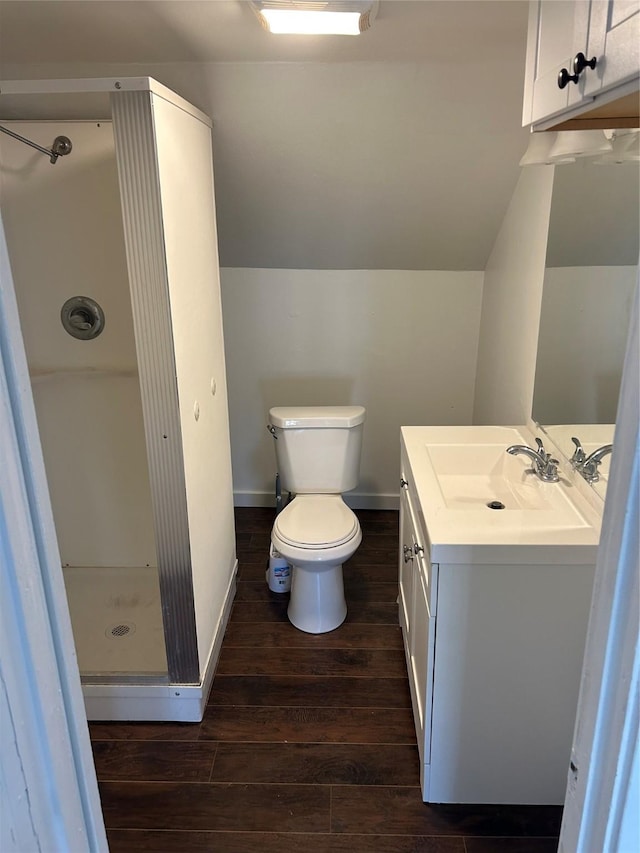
[399, 424, 601, 805]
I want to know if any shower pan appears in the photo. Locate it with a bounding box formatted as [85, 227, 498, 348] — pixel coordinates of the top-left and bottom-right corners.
[0, 78, 237, 721]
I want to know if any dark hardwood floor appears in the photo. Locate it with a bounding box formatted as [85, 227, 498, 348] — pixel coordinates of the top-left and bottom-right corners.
[90, 507, 562, 852]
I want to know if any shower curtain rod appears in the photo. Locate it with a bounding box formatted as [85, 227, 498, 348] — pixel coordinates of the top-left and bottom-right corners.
[0, 124, 72, 164]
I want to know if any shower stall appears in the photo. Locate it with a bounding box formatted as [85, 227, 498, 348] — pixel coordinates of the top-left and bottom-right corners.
[0, 78, 237, 721]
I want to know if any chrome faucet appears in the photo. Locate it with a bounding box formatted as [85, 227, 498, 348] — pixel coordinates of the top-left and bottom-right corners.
[506, 437, 560, 482]
[571, 441, 613, 484]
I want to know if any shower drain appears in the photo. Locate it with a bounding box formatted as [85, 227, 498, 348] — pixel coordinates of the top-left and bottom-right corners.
[106, 621, 136, 639]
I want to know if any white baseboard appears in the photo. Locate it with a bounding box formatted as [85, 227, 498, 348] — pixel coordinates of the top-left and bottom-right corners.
[82, 560, 238, 722]
[234, 490, 399, 511]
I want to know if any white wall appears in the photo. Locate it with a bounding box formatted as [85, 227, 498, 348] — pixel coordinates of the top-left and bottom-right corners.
[221, 268, 484, 507]
[152, 95, 236, 677]
[546, 160, 639, 268]
[533, 265, 638, 424]
[0, 54, 530, 272]
[0, 121, 157, 568]
[473, 166, 555, 425]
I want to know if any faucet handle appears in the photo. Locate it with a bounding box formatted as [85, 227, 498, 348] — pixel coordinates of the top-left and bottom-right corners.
[570, 436, 586, 467]
[581, 459, 601, 482]
[535, 436, 553, 463]
[540, 456, 560, 482]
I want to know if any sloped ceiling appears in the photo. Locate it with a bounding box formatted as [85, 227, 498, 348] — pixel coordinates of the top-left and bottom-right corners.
[0, 0, 532, 270]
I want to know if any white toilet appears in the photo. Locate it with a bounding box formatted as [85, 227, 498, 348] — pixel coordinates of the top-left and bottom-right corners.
[268, 405, 366, 634]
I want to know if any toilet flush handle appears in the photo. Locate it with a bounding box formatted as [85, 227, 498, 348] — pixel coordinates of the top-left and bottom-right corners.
[267, 424, 278, 439]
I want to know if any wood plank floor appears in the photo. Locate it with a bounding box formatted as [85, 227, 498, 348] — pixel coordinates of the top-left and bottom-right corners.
[91, 507, 562, 852]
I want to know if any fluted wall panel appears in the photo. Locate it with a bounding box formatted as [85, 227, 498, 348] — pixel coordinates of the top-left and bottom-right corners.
[111, 90, 199, 684]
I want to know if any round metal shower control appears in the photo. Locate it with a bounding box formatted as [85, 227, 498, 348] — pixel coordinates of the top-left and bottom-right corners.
[61, 296, 105, 340]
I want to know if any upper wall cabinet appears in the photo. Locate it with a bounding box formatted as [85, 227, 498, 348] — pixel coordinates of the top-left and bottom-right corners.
[523, 0, 640, 130]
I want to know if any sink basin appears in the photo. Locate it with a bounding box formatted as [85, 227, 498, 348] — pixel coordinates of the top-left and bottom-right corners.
[426, 443, 569, 511]
[422, 441, 590, 529]
[401, 426, 600, 557]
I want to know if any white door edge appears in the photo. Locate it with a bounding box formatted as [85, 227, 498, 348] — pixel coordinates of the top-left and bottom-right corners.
[559, 275, 640, 852]
[0, 211, 107, 852]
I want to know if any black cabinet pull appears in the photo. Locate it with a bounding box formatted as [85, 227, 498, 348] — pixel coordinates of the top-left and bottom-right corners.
[558, 67, 580, 88]
[558, 52, 598, 89]
[573, 52, 597, 75]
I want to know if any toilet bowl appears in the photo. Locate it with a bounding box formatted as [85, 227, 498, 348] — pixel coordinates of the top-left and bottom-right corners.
[271, 494, 362, 633]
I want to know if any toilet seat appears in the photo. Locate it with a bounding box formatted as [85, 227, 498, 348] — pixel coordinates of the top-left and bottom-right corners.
[274, 495, 359, 550]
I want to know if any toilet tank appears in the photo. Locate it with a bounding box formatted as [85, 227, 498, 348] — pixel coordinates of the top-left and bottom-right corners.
[268, 405, 365, 494]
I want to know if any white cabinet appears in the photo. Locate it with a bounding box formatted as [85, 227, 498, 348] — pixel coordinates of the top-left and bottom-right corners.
[523, 0, 640, 129]
[399, 436, 597, 804]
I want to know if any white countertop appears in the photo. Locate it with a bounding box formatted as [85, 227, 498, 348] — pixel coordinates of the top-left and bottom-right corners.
[401, 425, 602, 565]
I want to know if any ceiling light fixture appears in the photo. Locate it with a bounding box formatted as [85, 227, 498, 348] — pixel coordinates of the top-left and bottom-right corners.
[518, 129, 636, 166]
[251, 1, 378, 36]
[548, 129, 613, 160]
[519, 132, 575, 166]
[593, 129, 640, 164]
[520, 131, 576, 166]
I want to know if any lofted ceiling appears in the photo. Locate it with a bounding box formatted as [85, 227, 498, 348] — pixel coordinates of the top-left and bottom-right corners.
[0, 1, 529, 64]
[0, 1, 533, 270]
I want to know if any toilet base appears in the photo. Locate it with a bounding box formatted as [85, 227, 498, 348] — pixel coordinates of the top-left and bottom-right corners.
[287, 562, 347, 634]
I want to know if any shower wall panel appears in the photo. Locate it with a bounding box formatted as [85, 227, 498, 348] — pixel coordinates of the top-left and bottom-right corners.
[0, 121, 157, 568]
[151, 95, 236, 679]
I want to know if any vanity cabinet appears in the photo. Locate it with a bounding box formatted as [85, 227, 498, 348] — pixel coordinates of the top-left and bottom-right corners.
[399, 429, 599, 804]
[523, 0, 640, 130]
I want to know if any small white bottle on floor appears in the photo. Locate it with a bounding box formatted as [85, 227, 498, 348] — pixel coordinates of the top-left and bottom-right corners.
[266, 543, 291, 593]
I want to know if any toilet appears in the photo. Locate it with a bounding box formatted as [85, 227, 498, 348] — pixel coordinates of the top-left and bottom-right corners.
[268, 405, 366, 634]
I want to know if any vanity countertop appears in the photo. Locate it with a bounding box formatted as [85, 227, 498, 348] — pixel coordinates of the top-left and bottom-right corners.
[401, 424, 601, 565]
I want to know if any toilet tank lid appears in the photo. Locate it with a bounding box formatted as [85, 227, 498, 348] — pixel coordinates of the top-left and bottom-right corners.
[269, 405, 365, 429]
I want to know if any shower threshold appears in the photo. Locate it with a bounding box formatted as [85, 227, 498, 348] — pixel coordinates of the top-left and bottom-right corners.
[80, 673, 214, 723]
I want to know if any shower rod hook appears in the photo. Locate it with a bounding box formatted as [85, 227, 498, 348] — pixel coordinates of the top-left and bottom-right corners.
[0, 124, 72, 164]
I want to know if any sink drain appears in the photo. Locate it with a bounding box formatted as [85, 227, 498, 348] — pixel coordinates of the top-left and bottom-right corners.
[487, 500, 506, 510]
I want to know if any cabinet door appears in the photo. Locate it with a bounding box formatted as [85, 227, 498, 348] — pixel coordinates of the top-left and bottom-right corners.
[529, 0, 582, 123]
[410, 552, 436, 768]
[525, 0, 640, 127]
[398, 484, 414, 643]
[582, 0, 640, 97]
